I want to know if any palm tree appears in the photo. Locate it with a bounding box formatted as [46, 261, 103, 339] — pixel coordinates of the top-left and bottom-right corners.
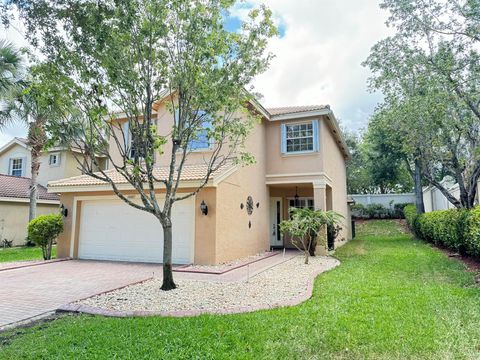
[1, 61, 61, 222]
[0, 40, 23, 95]
[279, 208, 344, 264]
[1, 86, 49, 221]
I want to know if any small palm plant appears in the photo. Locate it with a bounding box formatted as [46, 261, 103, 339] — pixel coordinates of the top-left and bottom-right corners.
[279, 207, 343, 264]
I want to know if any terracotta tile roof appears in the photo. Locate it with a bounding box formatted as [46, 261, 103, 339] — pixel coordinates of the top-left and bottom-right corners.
[267, 105, 330, 116]
[0, 175, 59, 201]
[48, 163, 235, 188]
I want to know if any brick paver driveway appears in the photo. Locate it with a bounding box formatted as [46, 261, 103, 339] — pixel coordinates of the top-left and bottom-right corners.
[0, 260, 162, 328]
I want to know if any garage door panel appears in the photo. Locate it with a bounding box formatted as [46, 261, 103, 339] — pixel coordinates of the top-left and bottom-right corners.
[78, 197, 194, 264]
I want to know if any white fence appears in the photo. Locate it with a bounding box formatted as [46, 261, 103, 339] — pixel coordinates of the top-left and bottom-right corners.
[350, 193, 416, 207]
[422, 177, 480, 212]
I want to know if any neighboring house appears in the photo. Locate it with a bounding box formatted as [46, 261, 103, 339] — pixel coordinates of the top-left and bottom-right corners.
[0, 137, 107, 186]
[0, 175, 59, 246]
[49, 97, 351, 265]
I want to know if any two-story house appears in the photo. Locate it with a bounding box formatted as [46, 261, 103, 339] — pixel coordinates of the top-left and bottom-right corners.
[0, 137, 108, 186]
[48, 96, 351, 265]
[0, 137, 107, 245]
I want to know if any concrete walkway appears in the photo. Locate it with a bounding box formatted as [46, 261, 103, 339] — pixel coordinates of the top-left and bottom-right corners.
[0, 251, 300, 329]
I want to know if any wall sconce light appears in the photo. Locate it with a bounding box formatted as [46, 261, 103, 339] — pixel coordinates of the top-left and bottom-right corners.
[60, 204, 68, 218]
[200, 200, 208, 215]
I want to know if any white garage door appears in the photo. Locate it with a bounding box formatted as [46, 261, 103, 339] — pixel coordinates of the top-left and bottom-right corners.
[78, 197, 195, 264]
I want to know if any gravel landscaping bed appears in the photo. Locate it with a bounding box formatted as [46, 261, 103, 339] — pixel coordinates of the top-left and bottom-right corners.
[78, 255, 339, 314]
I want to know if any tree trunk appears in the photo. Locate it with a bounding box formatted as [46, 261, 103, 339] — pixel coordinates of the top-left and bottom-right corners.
[161, 223, 176, 291]
[414, 158, 425, 214]
[29, 151, 40, 222]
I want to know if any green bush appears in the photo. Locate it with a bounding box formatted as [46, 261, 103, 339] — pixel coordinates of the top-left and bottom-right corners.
[405, 204, 478, 257]
[403, 204, 418, 229]
[393, 202, 412, 218]
[352, 202, 413, 220]
[464, 207, 480, 257]
[28, 213, 64, 260]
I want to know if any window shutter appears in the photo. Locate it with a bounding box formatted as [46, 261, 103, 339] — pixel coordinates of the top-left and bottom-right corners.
[21, 157, 27, 176]
[122, 121, 130, 151]
[8, 158, 13, 175]
[280, 123, 287, 154]
[174, 109, 180, 126]
[57, 153, 61, 165]
[313, 120, 319, 152]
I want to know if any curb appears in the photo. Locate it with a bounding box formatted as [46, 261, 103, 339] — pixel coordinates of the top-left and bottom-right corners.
[57, 258, 340, 318]
[0, 258, 71, 272]
[173, 251, 281, 275]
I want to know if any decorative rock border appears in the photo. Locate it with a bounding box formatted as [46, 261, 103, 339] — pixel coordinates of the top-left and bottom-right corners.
[57, 259, 340, 318]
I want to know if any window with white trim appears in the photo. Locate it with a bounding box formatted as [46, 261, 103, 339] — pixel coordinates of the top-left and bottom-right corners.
[286, 123, 313, 152]
[49, 153, 60, 166]
[288, 197, 315, 210]
[281, 120, 319, 154]
[10, 158, 23, 177]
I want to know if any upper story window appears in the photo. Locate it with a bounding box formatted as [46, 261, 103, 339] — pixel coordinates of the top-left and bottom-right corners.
[49, 153, 60, 167]
[281, 120, 319, 154]
[9, 157, 24, 177]
[175, 109, 213, 151]
[188, 117, 212, 151]
[122, 121, 145, 160]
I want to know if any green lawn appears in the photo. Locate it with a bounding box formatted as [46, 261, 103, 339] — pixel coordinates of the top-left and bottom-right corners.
[1, 220, 480, 359]
[0, 245, 56, 263]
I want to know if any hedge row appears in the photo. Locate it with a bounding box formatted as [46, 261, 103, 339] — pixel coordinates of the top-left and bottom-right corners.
[352, 202, 412, 220]
[404, 204, 480, 257]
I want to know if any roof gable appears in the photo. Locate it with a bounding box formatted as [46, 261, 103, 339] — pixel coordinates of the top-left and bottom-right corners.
[0, 137, 29, 155]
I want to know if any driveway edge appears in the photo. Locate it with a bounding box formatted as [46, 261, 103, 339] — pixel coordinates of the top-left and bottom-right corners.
[0, 258, 71, 272]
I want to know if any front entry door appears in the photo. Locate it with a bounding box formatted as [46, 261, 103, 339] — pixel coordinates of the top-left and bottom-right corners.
[270, 197, 283, 247]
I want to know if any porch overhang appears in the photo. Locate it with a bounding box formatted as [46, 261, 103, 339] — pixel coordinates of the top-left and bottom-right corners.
[265, 172, 332, 187]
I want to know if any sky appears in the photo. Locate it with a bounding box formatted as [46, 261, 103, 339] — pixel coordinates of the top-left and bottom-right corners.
[0, 0, 393, 147]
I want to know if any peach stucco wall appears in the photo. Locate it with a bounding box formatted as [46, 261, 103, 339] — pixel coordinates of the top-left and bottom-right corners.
[0, 201, 59, 246]
[213, 118, 269, 264]
[321, 120, 351, 245]
[265, 115, 328, 176]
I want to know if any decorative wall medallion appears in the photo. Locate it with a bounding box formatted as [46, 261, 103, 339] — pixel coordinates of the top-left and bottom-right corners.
[246, 196, 254, 215]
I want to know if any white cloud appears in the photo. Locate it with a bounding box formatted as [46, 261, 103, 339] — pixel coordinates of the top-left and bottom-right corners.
[246, 0, 393, 132]
[0, 1, 391, 147]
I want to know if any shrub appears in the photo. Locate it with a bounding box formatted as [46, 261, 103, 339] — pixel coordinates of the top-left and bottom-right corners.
[403, 204, 418, 229]
[279, 208, 343, 264]
[464, 207, 480, 257]
[405, 205, 475, 256]
[352, 202, 413, 220]
[393, 202, 412, 218]
[28, 213, 64, 260]
[351, 204, 368, 219]
[366, 203, 388, 219]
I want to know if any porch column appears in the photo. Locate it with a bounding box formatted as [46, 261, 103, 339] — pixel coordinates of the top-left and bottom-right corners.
[313, 180, 328, 255]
